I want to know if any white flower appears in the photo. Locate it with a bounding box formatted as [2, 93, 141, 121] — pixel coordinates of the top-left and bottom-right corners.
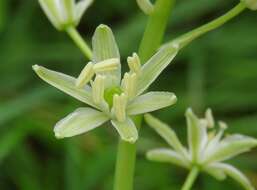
[38, 0, 93, 30]
[32, 24, 178, 143]
[241, 0, 257, 10]
[136, 0, 154, 15]
[145, 109, 257, 190]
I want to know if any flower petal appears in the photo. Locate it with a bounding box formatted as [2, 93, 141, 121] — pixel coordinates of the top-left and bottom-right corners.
[92, 24, 121, 86]
[146, 148, 190, 169]
[136, 0, 154, 15]
[111, 118, 138, 143]
[204, 134, 257, 163]
[203, 164, 227, 181]
[185, 108, 207, 162]
[208, 163, 254, 190]
[54, 107, 109, 138]
[32, 65, 98, 109]
[144, 114, 188, 158]
[75, 0, 93, 23]
[136, 45, 178, 96]
[39, 0, 61, 29]
[127, 92, 177, 115]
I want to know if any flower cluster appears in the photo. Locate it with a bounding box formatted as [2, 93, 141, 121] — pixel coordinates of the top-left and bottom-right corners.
[33, 24, 179, 143]
[145, 109, 257, 190]
[38, 0, 93, 30]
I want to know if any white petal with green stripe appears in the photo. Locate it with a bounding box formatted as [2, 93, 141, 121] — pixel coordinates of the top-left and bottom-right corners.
[32, 65, 98, 109]
[54, 107, 109, 138]
[92, 24, 121, 86]
[146, 148, 190, 169]
[144, 114, 188, 158]
[111, 118, 138, 143]
[75, 0, 94, 23]
[136, 45, 178, 95]
[204, 134, 257, 163]
[209, 163, 254, 190]
[127, 92, 177, 115]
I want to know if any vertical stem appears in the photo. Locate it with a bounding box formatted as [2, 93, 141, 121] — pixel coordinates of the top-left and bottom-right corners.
[66, 27, 93, 60]
[187, 45, 205, 114]
[172, 3, 246, 49]
[114, 116, 142, 190]
[139, 0, 176, 63]
[181, 167, 199, 190]
[0, 0, 7, 32]
[114, 140, 137, 190]
[113, 1, 175, 190]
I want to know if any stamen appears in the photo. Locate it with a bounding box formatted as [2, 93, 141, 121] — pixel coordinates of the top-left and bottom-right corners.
[211, 121, 227, 141]
[93, 58, 120, 73]
[205, 108, 215, 128]
[92, 75, 105, 105]
[218, 121, 228, 130]
[113, 93, 127, 122]
[121, 72, 137, 99]
[76, 62, 95, 88]
[127, 53, 141, 74]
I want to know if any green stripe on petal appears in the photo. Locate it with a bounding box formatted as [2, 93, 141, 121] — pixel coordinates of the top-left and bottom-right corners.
[204, 134, 257, 163]
[54, 107, 109, 138]
[111, 118, 138, 144]
[92, 24, 121, 86]
[144, 114, 188, 158]
[136, 45, 178, 96]
[127, 92, 177, 115]
[62, 0, 75, 23]
[32, 65, 98, 109]
[146, 148, 190, 169]
[209, 163, 254, 190]
[185, 108, 205, 162]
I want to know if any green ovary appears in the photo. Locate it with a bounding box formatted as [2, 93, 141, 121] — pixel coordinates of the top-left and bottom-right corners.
[104, 86, 123, 107]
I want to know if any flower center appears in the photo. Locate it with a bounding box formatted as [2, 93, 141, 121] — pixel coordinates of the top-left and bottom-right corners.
[104, 87, 123, 107]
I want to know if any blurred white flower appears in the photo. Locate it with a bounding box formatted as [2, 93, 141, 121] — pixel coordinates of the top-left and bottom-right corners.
[33, 24, 178, 143]
[136, 0, 154, 15]
[145, 109, 257, 190]
[38, 0, 93, 30]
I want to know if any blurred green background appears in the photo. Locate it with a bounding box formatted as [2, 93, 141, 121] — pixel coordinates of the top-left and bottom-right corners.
[0, 0, 257, 189]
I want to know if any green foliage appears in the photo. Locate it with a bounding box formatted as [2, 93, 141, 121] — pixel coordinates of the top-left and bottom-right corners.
[0, 0, 257, 189]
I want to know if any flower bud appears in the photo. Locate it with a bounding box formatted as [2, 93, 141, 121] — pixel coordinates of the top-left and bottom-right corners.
[241, 0, 257, 10]
[39, 0, 93, 30]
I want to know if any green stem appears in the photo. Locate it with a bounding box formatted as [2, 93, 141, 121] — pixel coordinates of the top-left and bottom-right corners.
[113, 1, 175, 190]
[66, 27, 93, 60]
[113, 139, 137, 190]
[181, 167, 199, 190]
[139, 0, 176, 63]
[172, 2, 246, 49]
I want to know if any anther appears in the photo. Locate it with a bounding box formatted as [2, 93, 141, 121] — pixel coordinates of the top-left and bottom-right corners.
[76, 62, 95, 88]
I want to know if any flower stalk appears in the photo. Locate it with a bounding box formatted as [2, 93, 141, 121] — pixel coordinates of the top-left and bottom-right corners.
[168, 2, 246, 49]
[66, 27, 93, 59]
[113, 0, 176, 189]
[181, 167, 199, 190]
